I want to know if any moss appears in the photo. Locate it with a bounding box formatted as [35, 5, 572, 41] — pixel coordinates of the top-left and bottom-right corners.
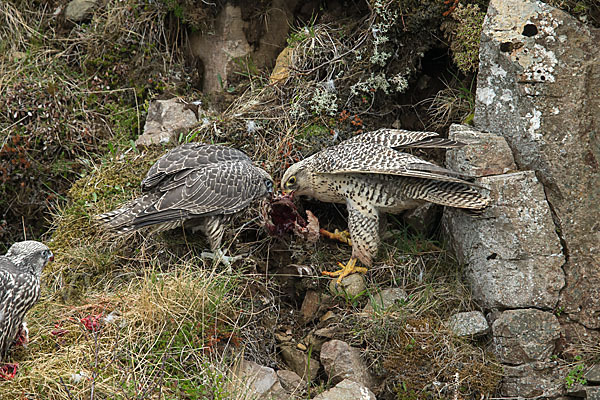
[48, 147, 164, 296]
[442, 3, 486, 73]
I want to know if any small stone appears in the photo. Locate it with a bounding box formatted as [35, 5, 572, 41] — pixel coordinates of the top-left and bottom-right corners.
[65, 0, 98, 22]
[320, 311, 336, 322]
[230, 359, 279, 397]
[584, 364, 600, 384]
[275, 332, 292, 343]
[314, 326, 340, 338]
[447, 311, 490, 337]
[312, 379, 376, 400]
[320, 340, 376, 390]
[276, 369, 307, 394]
[300, 290, 332, 325]
[280, 344, 320, 381]
[297, 343, 307, 351]
[328, 274, 366, 297]
[363, 288, 407, 313]
[586, 387, 600, 400]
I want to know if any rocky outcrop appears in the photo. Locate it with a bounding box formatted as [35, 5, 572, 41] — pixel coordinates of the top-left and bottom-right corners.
[444, 0, 600, 397]
[188, 2, 296, 93]
[492, 309, 560, 364]
[444, 128, 565, 310]
[135, 99, 199, 146]
[475, 0, 600, 329]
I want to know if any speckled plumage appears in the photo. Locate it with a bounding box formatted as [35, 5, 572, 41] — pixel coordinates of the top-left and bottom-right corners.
[97, 143, 274, 251]
[0, 241, 53, 360]
[281, 128, 490, 268]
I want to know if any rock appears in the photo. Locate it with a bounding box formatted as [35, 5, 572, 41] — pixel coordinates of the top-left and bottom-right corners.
[585, 364, 600, 384]
[586, 387, 600, 400]
[443, 171, 565, 310]
[300, 290, 332, 325]
[320, 340, 376, 390]
[312, 379, 377, 400]
[188, 1, 294, 93]
[328, 274, 366, 298]
[65, 0, 98, 22]
[491, 309, 560, 364]
[280, 344, 320, 381]
[475, 0, 600, 328]
[188, 5, 251, 93]
[230, 359, 288, 400]
[501, 361, 564, 398]
[135, 99, 198, 146]
[446, 124, 516, 177]
[402, 203, 441, 236]
[447, 311, 489, 337]
[276, 369, 307, 394]
[363, 288, 407, 313]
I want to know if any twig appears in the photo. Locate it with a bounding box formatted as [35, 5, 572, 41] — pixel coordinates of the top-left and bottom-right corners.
[59, 376, 76, 400]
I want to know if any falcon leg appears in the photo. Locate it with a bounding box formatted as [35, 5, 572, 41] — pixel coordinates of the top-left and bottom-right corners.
[320, 228, 352, 246]
[322, 257, 368, 285]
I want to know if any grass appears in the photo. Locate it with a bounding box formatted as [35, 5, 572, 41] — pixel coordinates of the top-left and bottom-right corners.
[1, 260, 246, 399]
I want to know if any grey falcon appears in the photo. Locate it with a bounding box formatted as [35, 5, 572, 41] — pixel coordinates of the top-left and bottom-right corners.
[0, 241, 53, 360]
[281, 128, 490, 283]
[97, 143, 274, 264]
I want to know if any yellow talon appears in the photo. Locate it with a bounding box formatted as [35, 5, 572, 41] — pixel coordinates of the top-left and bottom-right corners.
[322, 258, 368, 285]
[320, 228, 352, 246]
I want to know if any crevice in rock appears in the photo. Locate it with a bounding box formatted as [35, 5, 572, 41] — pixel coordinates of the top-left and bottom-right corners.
[540, 185, 569, 263]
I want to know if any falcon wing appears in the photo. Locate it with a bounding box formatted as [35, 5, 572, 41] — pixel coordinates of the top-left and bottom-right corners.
[129, 161, 265, 228]
[342, 128, 465, 149]
[141, 143, 252, 191]
[313, 143, 476, 185]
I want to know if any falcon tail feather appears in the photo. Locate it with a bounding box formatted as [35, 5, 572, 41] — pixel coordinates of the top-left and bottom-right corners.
[416, 180, 490, 210]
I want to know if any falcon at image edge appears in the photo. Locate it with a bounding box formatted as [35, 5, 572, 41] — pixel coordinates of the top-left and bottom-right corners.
[0, 241, 53, 360]
[281, 128, 490, 284]
[97, 143, 274, 264]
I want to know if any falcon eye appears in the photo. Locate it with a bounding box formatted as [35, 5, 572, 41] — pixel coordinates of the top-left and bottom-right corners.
[286, 176, 297, 187]
[265, 179, 274, 193]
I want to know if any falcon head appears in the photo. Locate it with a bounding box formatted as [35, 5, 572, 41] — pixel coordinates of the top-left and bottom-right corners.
[6, 241, 53, 277]
[281, 159, 313, 196]
[255, 167, 275, 199]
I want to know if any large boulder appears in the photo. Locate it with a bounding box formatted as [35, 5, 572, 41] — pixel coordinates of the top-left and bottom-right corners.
[188, 1, 296, 93]
[474, 0, 600, 328]
[444, 169, 565, 310]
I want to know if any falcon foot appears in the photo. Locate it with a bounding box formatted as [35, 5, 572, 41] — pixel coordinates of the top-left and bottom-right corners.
[320, 228, 352, 246]
[201, 249, 242, 268]
[322, 258, 368, 285]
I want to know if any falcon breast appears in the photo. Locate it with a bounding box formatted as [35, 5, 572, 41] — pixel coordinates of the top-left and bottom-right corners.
[0, 241, 53, 360]
[280, 128, 489, 279]
[97, 143, 274, 251]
